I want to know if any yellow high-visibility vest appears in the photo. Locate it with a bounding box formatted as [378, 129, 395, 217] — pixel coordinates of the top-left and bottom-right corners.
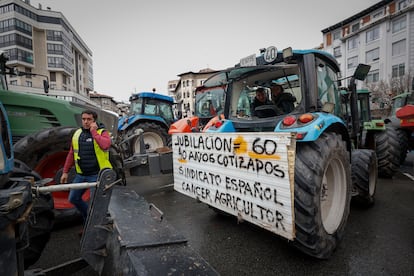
[72, 128, 112, 174]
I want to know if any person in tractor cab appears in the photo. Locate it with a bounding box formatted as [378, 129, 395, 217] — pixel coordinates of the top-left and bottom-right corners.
[270, 84, 296, 114]
[60, 110, 113, 227]
[251, 87, 273, 116]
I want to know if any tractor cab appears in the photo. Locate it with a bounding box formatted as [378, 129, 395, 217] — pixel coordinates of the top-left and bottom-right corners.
[121, 92, 176, 128]
[171, 46, 344, 134]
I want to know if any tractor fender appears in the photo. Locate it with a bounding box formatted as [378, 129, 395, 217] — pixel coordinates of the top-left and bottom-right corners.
[274, 113, 347, 142]
[119, 115, 169, 132]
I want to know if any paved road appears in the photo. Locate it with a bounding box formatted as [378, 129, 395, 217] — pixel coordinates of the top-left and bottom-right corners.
[30, 164, 414, 275]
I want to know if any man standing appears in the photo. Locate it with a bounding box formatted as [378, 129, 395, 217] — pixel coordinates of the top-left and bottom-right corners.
[60, 110, 112, 223]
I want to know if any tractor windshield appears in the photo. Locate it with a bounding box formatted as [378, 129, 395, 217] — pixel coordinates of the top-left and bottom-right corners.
[144, 98, 175, 123]
[129, 96, 175, 124]
[226, 65, 302, 119]
[195, 86, 225, 118]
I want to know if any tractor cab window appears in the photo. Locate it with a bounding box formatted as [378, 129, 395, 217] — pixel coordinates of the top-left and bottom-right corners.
[144, 100, 157, 116]
[358, 91, 371, 122]
[158, 101, 175, 122]
[236, 87, 255, 117]
[195, 87, 225, 117]
[139, 98, 175, 123]
[129, 98, 143, 115]
[228, 65, 301, 119]
[317, 62, 341, 115]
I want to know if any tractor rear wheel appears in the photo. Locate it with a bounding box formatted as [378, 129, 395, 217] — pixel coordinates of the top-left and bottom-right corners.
[294, 132, 351, 259]
[374, 126, 400, 178]
[127, 122, 169, 154]
[396, 128, 409, 164]
[351, 149, 377, 207]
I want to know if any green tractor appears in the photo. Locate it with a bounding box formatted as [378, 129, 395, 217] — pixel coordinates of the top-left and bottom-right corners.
[342, 88, 401, 178]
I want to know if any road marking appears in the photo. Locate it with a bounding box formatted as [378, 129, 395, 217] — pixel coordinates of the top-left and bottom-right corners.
[402, 172, 414, 181]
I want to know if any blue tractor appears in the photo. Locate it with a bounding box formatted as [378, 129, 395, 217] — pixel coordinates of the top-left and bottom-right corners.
[169, 46, 390, 259]
[118, 92, 175, 155]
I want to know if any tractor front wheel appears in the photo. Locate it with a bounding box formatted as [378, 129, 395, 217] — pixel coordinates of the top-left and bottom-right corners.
[374, 126, 400, 178]
[351, 149, 377, 207]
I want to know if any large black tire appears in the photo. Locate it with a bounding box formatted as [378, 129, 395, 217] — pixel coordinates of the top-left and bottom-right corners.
[351, 149, 377, 207]
[127, 122, 169, 154]
[396, 128, 409, 164]
[10, 160, 55, 269]
[374, 126, 401, 178]
[13, 126, 75, 171]
[293, 132, 351, 259]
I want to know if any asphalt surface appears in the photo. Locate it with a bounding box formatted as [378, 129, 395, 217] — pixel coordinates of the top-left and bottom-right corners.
[29, 159, 414, 275]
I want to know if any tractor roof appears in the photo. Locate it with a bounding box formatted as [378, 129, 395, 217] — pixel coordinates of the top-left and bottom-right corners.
[129, 92, 174, 103]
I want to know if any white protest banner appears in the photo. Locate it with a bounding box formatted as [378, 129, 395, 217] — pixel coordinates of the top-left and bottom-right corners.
[172, 132, 296, 240]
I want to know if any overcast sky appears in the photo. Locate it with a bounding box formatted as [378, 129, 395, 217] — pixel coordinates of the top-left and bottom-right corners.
[30, 0, 380, 102]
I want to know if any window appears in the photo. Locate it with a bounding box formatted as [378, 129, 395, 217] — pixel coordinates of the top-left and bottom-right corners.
[398, 0, 409, 10]
[347, 56, 358, 69]
[366, 70, 379, 83]
[25, 67, 32, 78]
[348, 36, 359, 50]
[351, 23, 360, 32]
[50, 72, 56, 82]
[372, 10, 383, 19]
[10, 80, 17, 85]
[392, 39, 406, 56]
[334, 46, 341, 57]
[366, 26, 380, 42]
[317, 60, 341, 116]
[333, 31, 341, 41]
[392, 63, 405, 77]
[366, 48, 379, 63]
[392, 16, 406, 33]
[25, 81, 32, 87]
[47, 43, 63, 55]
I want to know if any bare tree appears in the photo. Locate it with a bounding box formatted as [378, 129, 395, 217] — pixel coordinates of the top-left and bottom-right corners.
[366, 80, 392, 108]
[366, 69, 414, 110]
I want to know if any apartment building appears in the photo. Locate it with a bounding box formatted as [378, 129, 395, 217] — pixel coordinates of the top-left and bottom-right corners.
[89, 92, 119, 113]
[0, 0, 96, 105]
[322, 0, 414, 93]
[171, 68, 218, 118]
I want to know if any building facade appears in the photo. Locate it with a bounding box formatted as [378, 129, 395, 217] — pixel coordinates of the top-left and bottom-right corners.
[0, 0, 96, 105]
[170, 68, 218, 118]
[322, 0, 414, 93]
[89, 92, 119, 113]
